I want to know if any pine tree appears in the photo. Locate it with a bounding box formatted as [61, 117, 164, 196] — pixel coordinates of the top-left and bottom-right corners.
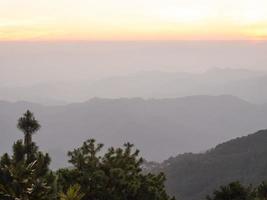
[58, 139, 175, 200]
[206, 182, 255, 200]
[0, 110, 55, 200]
[17, 110, 41, 161]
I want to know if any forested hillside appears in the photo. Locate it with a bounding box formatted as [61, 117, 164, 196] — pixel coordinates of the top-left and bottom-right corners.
[151, 130, 267, 200]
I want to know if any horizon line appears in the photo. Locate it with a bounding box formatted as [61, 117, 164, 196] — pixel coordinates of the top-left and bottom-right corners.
[0, 38, 267, 43]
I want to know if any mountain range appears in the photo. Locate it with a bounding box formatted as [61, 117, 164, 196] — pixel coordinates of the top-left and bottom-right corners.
[1, 68, 267, 105]
[1, 95, 267, 168]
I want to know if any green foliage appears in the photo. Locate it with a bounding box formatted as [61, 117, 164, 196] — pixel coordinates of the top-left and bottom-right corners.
[0, 110, 173, 200]
[58, 139, 175, 200]
[0, 111, 55, 200]
[206, 181, 267, 200]
[207, 182, 255, 200]
[17, 110, 41, 136]
[17, 110, 41, 161]
[153, 130, 267, 200]
[59, 184, 84, 200]
[4, 110, 267, 200]
[256, 182, 267, 200]
[0, 142, 55, 200]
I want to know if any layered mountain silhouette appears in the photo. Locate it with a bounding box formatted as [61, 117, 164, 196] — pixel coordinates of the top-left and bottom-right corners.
[1, 68, 267, 105]
[1, 95, 267, 169]
[150, 129, 267, 200]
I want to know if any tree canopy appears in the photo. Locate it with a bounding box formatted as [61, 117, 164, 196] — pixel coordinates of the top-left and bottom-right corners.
[0, 111, 55, 200]
[57, 139, 174, 200]
[0, 110, 174, 200]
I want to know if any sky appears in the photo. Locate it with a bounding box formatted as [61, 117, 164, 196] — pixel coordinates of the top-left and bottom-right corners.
[1, 0, 267, 40]
[1, 1, 267, 87]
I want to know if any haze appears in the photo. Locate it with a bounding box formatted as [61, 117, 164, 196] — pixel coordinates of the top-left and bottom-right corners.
[2, 1, 267, 199]
[1, 41, 267, 87]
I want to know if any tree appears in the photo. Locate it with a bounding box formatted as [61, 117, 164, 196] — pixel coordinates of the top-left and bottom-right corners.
[58, 139, 175, 200]
[59, 184, 85, 200]
[256, 182, 267, 200]
[17, 110, 41, 160]
[1, 110, 174, 200]
[0, 111, 55, 200]
[206, 182, 255, 200]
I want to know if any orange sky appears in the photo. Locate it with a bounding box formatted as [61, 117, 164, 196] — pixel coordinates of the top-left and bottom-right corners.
[1, 0, 267, 41]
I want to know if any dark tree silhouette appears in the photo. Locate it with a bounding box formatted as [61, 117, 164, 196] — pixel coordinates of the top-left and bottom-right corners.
[17, 110, 40, 159]
[257, 182, 267, 200]
[207, 182, 255, 200]
[57, 139, 175, 200]
[0, 111, 55, 200]
[1, 111, 173, 200]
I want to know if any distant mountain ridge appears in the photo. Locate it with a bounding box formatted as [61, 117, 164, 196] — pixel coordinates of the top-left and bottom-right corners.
[150, 129, 267, 200]
[1, 95, 267, 169]
[1, 68, 267, 105]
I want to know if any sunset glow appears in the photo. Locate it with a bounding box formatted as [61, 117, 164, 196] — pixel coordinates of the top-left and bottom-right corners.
[1, 0, 267, 41]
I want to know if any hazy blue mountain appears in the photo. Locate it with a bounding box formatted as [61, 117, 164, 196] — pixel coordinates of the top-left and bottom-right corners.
[84, 68, 267, 102]
[149, 130, 267, 200]
[1, 95, 267, 169]
[1, 68, 267, 105]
